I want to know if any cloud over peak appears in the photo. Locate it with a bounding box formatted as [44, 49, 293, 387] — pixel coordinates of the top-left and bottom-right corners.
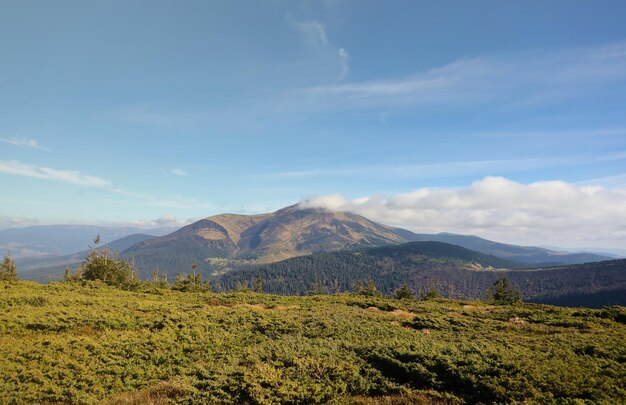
[299, 176, 626, 248]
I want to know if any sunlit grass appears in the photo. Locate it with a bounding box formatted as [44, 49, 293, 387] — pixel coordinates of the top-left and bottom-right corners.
[1, 281, 624, 404]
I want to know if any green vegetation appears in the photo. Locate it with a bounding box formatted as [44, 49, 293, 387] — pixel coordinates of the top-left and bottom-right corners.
[0, 255, 17, 281]
[1, 281, 624, 404]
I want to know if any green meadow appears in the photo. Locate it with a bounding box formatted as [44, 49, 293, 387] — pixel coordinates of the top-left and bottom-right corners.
[1, 280, 624, 404]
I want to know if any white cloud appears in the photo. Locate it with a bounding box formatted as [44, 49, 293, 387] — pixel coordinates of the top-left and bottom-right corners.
[169, 168, 189, 176]
[0, 137, 47, 150]
[126, 213, 191, 229]
[299, 176, 626, 249]
[0, 160, 112, 188]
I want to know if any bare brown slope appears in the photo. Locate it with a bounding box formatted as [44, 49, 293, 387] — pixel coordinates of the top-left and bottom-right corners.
[236, 205, 404, 262]
[122, 205, 406, 275]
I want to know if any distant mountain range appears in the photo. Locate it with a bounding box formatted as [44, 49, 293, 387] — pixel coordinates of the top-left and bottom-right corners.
[0, 224, 175, 258]
[16, 233, 155, 269]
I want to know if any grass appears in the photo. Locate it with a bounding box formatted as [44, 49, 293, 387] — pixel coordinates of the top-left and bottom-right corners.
[1, 280, 625, 404]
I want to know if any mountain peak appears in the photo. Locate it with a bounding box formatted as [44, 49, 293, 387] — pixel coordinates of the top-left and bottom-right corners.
[123, 204, 405, 274]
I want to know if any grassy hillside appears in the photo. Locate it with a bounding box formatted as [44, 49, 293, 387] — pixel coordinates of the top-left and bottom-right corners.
[1, 281, 625, 404]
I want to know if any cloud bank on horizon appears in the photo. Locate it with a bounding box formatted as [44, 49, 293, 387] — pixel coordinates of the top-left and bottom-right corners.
[299, 176, 626, 249]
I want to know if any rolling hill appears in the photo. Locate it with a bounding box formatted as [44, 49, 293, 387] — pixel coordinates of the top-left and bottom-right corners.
[217, 241, 626, 307]
[394, 230, 611, 266]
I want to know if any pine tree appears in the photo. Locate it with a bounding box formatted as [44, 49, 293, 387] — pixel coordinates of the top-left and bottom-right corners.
[81, 236, 135, 287]
[0, 255, 17, 281]
[254, 274, 263, 293]
[488, 275, 522, 305]
[310, 276, 324, 295]
[422, 287, 440, 300]
[355, 279, 381, 297]
[394, 284, 413, 299]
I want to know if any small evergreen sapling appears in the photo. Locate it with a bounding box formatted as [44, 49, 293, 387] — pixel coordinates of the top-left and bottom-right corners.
[488, 275, 522, 305]
[0, 254, 17, 281]
[394, 284, 413, 299]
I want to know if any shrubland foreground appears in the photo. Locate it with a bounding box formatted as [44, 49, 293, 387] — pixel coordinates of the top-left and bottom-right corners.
[1, 281, 625, 404]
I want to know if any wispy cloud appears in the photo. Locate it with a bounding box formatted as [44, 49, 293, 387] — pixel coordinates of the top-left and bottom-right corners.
[0, 160, 213, 210]
[299, 176, 626, 248]
[290, 19, 349, 82]
[0, 137, 48, 150]
[0, 160, 112, 188]
[114, 41, 626, 129]
[281, 41, 626, 111]
[259, 151, 626, 180]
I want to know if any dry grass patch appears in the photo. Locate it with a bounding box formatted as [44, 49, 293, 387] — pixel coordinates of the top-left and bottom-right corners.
[390, 309, 416, 319]
[106, 380, 193, 405]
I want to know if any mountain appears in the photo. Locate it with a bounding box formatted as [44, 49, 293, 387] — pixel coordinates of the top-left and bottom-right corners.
[216, 241, 626, 307]
[394, 230, 611, 266]
[0, 225, 175, 258]
[17, 233, 157, 283]
[123, 205, 405, 277]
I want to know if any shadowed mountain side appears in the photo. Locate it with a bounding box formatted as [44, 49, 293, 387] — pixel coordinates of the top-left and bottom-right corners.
[216, 242, 626, 308]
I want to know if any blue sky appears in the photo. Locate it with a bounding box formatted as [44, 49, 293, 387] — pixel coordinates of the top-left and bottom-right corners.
[1, 1, 626, 248]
